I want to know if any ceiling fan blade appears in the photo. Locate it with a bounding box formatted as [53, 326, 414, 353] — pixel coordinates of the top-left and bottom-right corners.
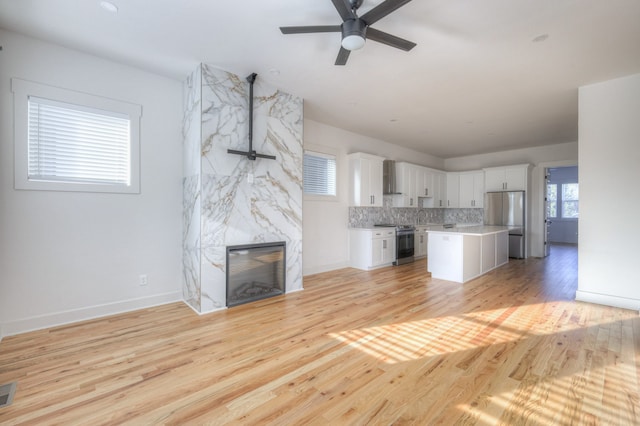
[335, 47, 351, 65]
[366, 27, 416, 51]
[280, 25, 341, 34]
[360, 0, 413, 26]
[331, 0, 356, 21]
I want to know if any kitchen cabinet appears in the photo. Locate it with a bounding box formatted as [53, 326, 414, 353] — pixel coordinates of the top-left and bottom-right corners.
[349, 228, 396, 270]
[481, 231, 509, 273]
[481, 234, 496, 273]
[348, 152, 385, 206]
[459, 171, 484, 208]
[427, 226, 509, 283]
[392, 162, 417, 207]
[416, 167, 434, 198]
[484, 165, 529, 191]
[433, 171, 446, 208]
[496, 230, 509, 266]
[415, 226, 428, 258]
[445, 172, 459, 208]
[423, 171, 446, 208]
[394, 163, 438, 208]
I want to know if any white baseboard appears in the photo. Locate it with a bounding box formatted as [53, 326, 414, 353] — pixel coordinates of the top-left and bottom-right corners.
[303, 261, 350, 276]
[575, 291, 640, 311]
[0, 291, 182, 338]
[185, 303, 226, 316]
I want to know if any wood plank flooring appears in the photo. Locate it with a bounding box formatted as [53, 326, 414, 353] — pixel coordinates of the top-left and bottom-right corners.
[1, 245, 639, 424]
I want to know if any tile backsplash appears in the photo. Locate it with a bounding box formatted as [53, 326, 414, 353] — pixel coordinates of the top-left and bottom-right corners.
[348, 196, 483, 227]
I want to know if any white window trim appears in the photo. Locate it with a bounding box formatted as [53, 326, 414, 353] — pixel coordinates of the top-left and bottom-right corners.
[303, 146, 339, 202]
[11, 78, 142, 194]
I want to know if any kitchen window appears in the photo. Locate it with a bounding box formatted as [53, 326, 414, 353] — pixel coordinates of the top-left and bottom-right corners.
[303, 150, 336, 197]
[11, 78, 141, 193]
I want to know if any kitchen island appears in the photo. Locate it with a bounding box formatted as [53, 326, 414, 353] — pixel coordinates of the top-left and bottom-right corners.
[427, 226, 509, 283]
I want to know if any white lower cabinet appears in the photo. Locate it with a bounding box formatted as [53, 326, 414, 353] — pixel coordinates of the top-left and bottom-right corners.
[481, 234, 497, 273]
[428, 229, 509, 283]
[350, 228, 396, 270]
[481, 231, 509, 273]
[415, 226, 428, 258]
[496, 231, 509, 266]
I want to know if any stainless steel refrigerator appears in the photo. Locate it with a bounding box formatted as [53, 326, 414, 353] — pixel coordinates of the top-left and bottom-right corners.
[484, 191, 525, 258]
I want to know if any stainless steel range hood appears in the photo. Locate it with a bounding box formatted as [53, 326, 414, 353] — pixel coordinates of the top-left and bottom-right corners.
[383, 160, 401, 194]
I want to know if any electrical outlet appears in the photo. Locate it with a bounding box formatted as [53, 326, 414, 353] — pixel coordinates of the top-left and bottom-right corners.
[139, 274, 148, 286]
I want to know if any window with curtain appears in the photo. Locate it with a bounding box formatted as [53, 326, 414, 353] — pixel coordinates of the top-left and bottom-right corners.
[12, 78, 141, 193]
[303, 151, 336, 197]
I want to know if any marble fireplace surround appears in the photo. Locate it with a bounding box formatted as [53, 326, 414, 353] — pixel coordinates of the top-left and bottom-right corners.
[182, 64, 303, 314]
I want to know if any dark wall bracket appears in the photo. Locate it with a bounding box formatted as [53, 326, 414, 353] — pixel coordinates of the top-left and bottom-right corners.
[227, 73, 276, 161]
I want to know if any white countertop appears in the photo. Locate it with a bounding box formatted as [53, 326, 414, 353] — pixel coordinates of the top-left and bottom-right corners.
[427, 225, 510, 236]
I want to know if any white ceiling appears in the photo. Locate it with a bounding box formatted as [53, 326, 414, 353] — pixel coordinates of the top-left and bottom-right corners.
[1, 0, 639, 158]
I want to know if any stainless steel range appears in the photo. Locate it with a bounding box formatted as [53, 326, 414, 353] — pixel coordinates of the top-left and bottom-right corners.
[374, 224, 415, 265]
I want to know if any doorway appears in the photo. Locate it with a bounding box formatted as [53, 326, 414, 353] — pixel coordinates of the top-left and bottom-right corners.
[544, 166, 579, 256]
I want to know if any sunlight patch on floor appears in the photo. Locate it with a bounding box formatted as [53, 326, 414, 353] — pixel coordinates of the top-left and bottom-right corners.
[328, 302, 590, 364]
[456, 361, 637, 425]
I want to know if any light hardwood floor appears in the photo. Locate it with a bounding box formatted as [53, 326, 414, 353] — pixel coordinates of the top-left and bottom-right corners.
[1, 245, 639, 425]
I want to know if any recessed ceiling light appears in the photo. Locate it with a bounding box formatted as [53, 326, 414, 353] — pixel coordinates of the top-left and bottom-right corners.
[100, 1, 118, 13]
[532, 34, 549, 43]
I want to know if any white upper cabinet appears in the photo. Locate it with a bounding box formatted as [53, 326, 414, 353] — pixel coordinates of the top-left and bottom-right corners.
[430, 171, 446, 208]
[393, 163, 438, 208]
[436, 171, 446, 208]
[446, 172, 460, 208]
[416, 167, 434, 198]
[393, 162, 418, 207]
[348, 152, 385, 207]
[484, 165, 530, 191]
[459, 171, 485, 208]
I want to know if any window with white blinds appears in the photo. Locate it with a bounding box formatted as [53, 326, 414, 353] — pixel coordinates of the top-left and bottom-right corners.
[304, 151, 336, 197]
[12, 78, 141, 193]
[27, 97, 131, 185]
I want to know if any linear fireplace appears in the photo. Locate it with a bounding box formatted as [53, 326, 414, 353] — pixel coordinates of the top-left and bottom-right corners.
[226, 242, 286, 307]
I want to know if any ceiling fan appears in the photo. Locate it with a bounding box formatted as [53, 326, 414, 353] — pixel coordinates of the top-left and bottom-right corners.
[279, 0, 416, 65]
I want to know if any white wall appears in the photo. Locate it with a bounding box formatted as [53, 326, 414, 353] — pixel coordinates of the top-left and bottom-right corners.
[0, 30, 184, 337]
[302, 119, 443, 275]
[443, 142, 578, 172]
[577, 73, 640, 310]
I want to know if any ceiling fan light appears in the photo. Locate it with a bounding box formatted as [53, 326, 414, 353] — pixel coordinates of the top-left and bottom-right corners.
[342, 35, 366, 50]
[341, 18, 367, 51]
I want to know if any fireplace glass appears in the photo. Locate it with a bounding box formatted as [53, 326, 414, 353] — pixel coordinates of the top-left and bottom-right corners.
[226, 242, 286, 307]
